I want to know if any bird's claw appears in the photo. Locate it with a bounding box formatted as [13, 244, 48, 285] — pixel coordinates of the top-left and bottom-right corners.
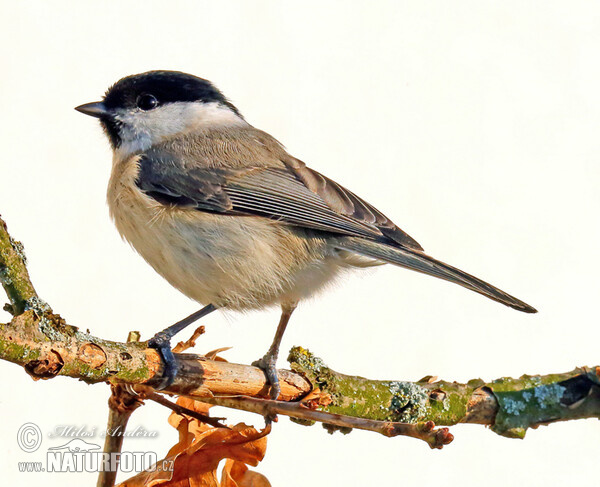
[148, 333, 178, 390]
[252, 353, 280, 400]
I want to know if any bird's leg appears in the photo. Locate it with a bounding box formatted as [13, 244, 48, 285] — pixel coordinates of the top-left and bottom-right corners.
[252, 302, 297, 400]
[148, 303, 217, 390]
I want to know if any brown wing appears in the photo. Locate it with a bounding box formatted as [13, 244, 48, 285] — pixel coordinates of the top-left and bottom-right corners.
[136, 147, 423, 250]
[282, 157, 422, 250]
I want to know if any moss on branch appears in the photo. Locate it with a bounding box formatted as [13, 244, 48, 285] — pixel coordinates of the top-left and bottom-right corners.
[288, 347, 600, 438]
[0, 309, 155, 383]
[0, 217, 38, 315]
[2, 213, 600, 445]
[488, 371, 600, 438]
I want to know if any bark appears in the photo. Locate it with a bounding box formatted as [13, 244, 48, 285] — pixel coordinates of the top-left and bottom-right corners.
[1, 214, 599, 452]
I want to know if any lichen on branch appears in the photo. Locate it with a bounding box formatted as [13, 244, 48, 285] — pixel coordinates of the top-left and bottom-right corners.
[288, 347, 600, 439]
[1, 213, 600, 449]
[0, 218, 37, 315]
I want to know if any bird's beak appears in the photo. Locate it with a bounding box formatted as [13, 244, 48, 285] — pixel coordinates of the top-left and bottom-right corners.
[74, 101, 110, 118]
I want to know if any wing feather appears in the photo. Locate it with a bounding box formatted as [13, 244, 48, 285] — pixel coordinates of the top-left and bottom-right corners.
[136, 146, 423, 250]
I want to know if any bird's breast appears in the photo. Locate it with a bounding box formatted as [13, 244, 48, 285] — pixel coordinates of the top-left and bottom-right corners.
[106, 155, 342, 310]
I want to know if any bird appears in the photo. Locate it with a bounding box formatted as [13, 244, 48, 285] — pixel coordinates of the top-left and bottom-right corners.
[75, 70, 536, 398]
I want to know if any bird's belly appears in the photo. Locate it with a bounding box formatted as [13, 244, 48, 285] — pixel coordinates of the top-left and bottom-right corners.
[108, 184, 342, 310]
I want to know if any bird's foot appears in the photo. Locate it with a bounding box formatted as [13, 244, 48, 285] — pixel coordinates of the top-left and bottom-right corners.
[252, 353, 280, 400]
[148, 331, 178, 390]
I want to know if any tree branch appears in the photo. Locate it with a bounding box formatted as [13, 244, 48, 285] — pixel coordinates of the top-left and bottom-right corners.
[285, 347, 600, 439]
[0, 216, 38, 315]
[2, 213, 599, 450]
[97, 383, 144, 487]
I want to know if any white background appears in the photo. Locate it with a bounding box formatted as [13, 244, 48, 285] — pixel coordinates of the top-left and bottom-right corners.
[1, 1, 599, 485]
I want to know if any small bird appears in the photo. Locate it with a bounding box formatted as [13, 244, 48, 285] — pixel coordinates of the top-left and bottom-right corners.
[76, 70, 536, 397]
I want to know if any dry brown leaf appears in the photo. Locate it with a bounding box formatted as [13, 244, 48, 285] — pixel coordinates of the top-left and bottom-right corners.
[117, 397, 269, 487]
[221, 459, 271, 487]
[166, 398, 214, 457]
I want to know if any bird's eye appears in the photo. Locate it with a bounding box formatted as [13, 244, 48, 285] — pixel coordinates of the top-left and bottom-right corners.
[136, 94, 159, 111]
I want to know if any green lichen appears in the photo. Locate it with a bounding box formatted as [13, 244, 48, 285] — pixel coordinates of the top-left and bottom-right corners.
[25, 297, 51, 315]
[0, 337, 41, 363]
[288, 347, 484, 427]
[9, 237, 27, 264]
[0, 309, 152, 384]
[113, 361, 152, 383]
[426, 381, 483, 425]
[0, 220, 38, 315]
[0, 266, 12, 286]
[534, 383, 566, 409]
[289, 346, 398, 421]
[503, 397, 527, 415]
[38, 316, 60, 340]
[387, 381, 429, 422]
[489, 375, 570, 438]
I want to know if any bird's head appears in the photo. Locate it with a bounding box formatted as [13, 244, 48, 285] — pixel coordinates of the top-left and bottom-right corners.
[75, 70, 245, 154]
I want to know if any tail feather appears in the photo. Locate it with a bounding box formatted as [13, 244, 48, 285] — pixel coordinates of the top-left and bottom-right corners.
[334, 237, 537, 313]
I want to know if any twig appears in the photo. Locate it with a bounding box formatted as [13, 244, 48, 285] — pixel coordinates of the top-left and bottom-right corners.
[96, 384, 144, 487]
[196, 395, 454, 449]
[134, 385, 229, 429]
[172, 325, 205, 353]
[97, 332, 146, 487]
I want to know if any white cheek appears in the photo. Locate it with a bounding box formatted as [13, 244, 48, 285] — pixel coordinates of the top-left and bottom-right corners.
[114, 102, 246, 158]
[187, 103, 246, 128]
[115, 107, 186, 154]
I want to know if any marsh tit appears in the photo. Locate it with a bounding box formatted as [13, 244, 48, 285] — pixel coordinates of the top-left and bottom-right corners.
[76, 70, 536, 397]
